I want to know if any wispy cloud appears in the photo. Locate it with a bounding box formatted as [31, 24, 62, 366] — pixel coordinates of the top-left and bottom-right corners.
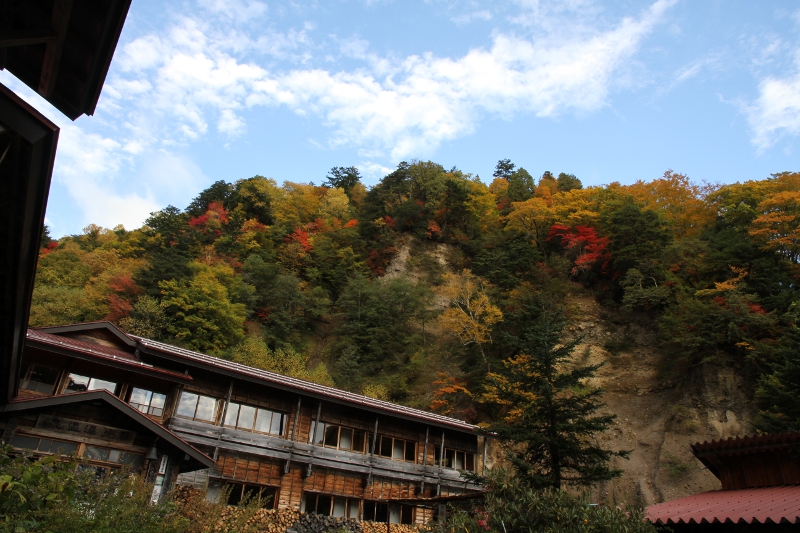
[4, 0, 677, 233]
[746, 51, 800, 150]
[106, 0, 675, 160]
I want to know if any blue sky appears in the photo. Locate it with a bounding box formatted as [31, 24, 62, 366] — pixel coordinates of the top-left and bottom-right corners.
[3, 0, 800, 236]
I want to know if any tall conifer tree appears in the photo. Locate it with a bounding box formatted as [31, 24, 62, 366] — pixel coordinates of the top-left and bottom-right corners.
[484, 308, 628, 489]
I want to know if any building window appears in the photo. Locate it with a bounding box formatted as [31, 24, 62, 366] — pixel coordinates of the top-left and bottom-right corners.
[129, 388, 167, 417]
[9, 435, 78, 455]
[309, 422, 367, 453]
[378, 436, 416, 462]
[20, 365, 60, 395]
[302, 493, 359, 519]
[434, 447, 476, 471]
[175, 391, 218, 422]
[362, 501, 413, 524]
[83, 445, 144, 468]
[225, 483, 277, 508]
[64, 373, 117, 394]
[224, 403, 285, 436]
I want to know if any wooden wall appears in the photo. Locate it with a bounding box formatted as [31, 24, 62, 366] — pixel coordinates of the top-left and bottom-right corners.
[717, 450, 800, 489]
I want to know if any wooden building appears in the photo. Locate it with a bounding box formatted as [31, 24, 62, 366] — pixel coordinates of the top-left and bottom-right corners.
[646, 432, 800, 531]
[1, 321, 486, 524]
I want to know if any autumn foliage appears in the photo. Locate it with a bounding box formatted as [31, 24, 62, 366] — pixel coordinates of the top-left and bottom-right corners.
[27, 164, 800, 425]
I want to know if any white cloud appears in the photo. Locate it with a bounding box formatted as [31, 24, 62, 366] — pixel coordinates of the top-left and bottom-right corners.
[358, 161, 395, 180]
[2, 0, 676, 233]
[746, 52, 800, 150]
[104, 0, 674, 160]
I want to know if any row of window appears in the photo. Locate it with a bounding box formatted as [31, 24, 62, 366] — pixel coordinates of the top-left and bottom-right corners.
[176, 392, 287, 437]
[302, 493, 414, 524]
[220, 486, 414, 524]
[22, 366, 167, 418]
[20, 367, 477, 471]
[308, 422, 418, 463]
[8, 434, 144, 468]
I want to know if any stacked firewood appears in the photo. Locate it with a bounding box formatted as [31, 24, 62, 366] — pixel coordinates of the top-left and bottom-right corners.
[173, 486, 421, 533]
[288, 513, 362, 533]
[361, 523, 421, 533]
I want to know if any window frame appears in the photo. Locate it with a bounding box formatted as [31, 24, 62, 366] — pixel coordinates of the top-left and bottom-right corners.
[224, 482, 278, 509]
[223, 401, 287, 436]
[377, 435, 416, 463]
[362, 500, 414, 524]
[302, 492, 360, 519]
[434, 447, 476, 472]
[175, 391, 220, 423]
[19, 365, 61, 395]
[308, 421, 368, 454]
[128, 387, 168, 417]
[63, 372, 118, 395]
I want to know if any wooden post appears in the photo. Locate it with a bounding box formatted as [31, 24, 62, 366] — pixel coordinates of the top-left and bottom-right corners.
[291, 397, 302, 441]
[284, 396, 301, 474]
[213, 380, 234, 461]
[367, 416, 379, 486]
[420, 427, 429, 494]
[305, 401, 322, 477]
[482, 436, 488, 475]
[437, 430, 445, 496]
[313, 402, 322, 443]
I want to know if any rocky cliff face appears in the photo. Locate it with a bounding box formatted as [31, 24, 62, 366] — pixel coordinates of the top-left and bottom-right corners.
[389, 238, 757, 506]
[569, 295, 756, 506]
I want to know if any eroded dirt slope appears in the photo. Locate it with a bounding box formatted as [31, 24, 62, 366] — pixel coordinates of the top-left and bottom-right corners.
[568, 294, 756, 506]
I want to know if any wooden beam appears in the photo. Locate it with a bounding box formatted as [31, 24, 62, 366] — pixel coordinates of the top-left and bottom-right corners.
[168, 417, 479, 489]
[0, 30, 58, 48]
[38, 0, 74, 98]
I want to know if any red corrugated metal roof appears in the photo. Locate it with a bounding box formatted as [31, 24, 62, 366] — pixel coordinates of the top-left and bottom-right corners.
[26, 329, 192, 382]
[135, 336, 481, 433]
[692, 431, 800, 456]
[646, 486, 800, 525]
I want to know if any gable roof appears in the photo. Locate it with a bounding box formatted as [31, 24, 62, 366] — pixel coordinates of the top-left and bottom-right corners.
[35, 321, 137, 348]
[27, 329, 193, 383]
[1, 390, 215, 469]
[646, 486, 800, 526]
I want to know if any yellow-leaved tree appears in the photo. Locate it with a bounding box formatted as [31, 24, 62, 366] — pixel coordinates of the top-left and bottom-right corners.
[435, 270, 503, 372]
[505, 197, 555, 255]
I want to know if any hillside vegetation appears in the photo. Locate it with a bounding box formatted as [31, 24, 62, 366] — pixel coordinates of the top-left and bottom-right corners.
[31, 162, 800, 437]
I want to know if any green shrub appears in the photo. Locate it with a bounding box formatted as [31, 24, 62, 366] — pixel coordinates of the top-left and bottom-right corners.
[435, 469, 658, 533]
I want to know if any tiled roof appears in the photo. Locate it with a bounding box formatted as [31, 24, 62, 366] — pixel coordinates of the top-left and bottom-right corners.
[692, 431, 800, 455]
[646, 486, 800, 525]
[135, 336, 481, 433]
[26, 329, 192, 381]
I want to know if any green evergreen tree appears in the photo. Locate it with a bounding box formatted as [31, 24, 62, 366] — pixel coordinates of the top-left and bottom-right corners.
[756, 303, 800, 432]
[483, 307, 628, 490]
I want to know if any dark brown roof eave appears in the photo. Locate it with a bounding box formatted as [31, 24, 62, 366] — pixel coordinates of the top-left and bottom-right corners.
[26, 333, 193, 384]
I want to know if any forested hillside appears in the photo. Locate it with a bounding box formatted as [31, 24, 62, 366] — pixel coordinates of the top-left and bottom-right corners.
[31, 161, 800, 434]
